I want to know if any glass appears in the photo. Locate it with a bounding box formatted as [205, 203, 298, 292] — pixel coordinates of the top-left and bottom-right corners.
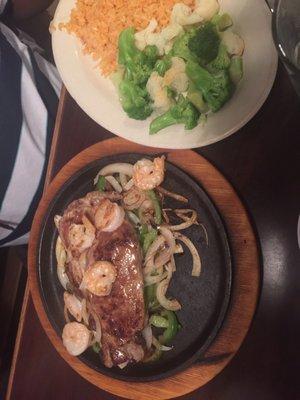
[272, 0, 300, 95]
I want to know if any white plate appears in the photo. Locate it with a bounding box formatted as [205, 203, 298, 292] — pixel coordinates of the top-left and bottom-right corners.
[52, 0, 278, 149]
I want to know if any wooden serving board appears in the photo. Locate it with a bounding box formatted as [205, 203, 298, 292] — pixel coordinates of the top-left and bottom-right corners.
[28, 137, 260, 400]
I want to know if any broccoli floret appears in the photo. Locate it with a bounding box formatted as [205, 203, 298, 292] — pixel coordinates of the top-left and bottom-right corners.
[119, 79, 152, 120]
[207, 43, 230, 72]
[118, 28, 158, 86]
[143, 45, 159, 65]
[211, 13, 233, 31]
[229, 56, 243, 85]
[186, 60, 233, 112]
[154, 55, 172, 76]
[149, 94, 199, 134]
[187, 81, 209, 113]
[188, 22, 220, 64]
[171, 28, 199, 63]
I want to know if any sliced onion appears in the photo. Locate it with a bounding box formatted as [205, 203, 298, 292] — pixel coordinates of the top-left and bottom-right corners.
[160, 345, 172, 351]
[151, 336, 171, 351]
[105, 175, 123, 193]
[144, 235, 165, 275]
[127, 211, 140, 226]
[81, 299, 90, 326]
[55, 236, 69, 290]
[165, 209, 197, 231]
[124, 179, 134, 191]
[144, 270, 168, 286]
[118, 361, 129, 369]
[90, 310, 102, 344]
[174, 232, 201, 277]
[54, 214, 62, 229]
[200, 223, 209, 246]
[156, 264, 181, 311]
[123, 187, 146, 210]
[162, 209, 170, 224]
[174, 243, 183, 254]
[154, 227, 176, 269]
[142, 325, 153, 350]
[94, 163, 133, 184]
[56, 267, 70, 290]
[170, 255, 176, 272]
[157, 187, 188, 203]
[119, 173, 128, 189]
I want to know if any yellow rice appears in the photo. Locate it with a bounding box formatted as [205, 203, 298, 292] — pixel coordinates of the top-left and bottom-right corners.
[64, 0, 195, 75]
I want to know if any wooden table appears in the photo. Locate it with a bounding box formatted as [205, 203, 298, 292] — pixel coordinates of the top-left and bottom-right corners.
[6, 63, 300, 400]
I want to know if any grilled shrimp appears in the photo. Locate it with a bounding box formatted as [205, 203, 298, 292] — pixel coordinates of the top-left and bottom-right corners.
[68, 215, 95, 253]
[80, 261, 117, 296]
[64, 292, 83, 322]
[132, 156, 165, 190]
[94, 199, 124, 232]
[62, 322, 91, 356]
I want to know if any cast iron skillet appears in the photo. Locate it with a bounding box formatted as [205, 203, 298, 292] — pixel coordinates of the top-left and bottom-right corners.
[37, 153, 232, 382]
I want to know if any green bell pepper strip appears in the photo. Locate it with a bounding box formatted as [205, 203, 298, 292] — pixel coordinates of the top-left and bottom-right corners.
[159, 310, 179, 345]
[149, 314, 169, 328]
[96, 175, 106, 191]
[139, 224, 148, 242]
[144, 284, 160, 311]
[143, 228, 157, 254]
[146, 189, 162, 225]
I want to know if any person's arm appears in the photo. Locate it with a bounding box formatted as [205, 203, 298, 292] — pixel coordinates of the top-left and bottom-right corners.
[12, 0, 54, 20]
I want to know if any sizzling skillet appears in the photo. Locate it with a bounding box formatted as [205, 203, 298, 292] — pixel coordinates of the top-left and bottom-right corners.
[36, 153, 232, 381]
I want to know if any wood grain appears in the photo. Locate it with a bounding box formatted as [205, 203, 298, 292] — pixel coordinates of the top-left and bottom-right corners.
[27, 137, 260, 400]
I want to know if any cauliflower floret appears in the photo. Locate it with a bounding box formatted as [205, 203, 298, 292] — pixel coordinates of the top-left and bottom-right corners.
[171, 3, 203, 26]
[146, 71, 172, 113]
[148, 23, 183, 55]
[194, 0, 220, 21]
[163, 57, 189, 93]
[222, 31, 244, 56]
[134, 20, 183, 55]
[134, 19, 157, 51]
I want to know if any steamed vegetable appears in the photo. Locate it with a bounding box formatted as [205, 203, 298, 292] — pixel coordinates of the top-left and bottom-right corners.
[186, 60, 233, 112]
[154, 56, 172, 76]
[150, 95, 199, 134]
[118, 28, 158, 86]
[229, 56, 243, 85]
[119, 79, 152, 120]
[187, 81, 209, 113]
[188, 22, 220, 64]
[212, 13, 233, 31]
[207, 43, 231, 72]
[171, 29, 199, 63]
[116, 1, 244, 134]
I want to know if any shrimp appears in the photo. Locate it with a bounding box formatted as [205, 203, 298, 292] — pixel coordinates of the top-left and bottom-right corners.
[68, 215, 95, 253]
[132, 156, 165, 191]
[63, 292, 83, 322]
[94, 199, 124, 232]
[62, 322, 91, 356]
[80, 261, 117, 296]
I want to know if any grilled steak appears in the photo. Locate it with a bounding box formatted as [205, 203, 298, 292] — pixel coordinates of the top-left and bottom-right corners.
[58, 191, 145, 367]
